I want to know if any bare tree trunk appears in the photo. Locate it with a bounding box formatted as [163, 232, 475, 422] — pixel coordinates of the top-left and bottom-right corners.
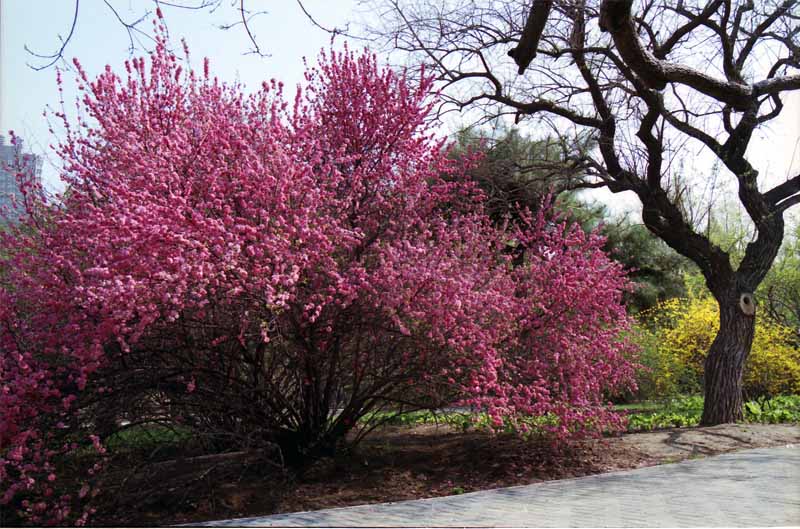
[701, 290, 756, 425]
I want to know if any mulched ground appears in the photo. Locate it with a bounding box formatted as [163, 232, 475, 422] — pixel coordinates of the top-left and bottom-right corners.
[90, 422, 799, 527]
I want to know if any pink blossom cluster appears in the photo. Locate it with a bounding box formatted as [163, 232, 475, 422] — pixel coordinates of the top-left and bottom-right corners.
[0, 289, 97, 525]
[1, 22, 637, 524]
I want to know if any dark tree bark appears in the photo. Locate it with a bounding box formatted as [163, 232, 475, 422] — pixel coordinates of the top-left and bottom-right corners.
[371, 0, 800, 424]
[702, 290, 755, 424]
[508, 0, 554, 74]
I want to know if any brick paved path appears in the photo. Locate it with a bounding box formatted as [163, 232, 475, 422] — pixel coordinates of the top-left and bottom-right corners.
[202, 446, 799, 527]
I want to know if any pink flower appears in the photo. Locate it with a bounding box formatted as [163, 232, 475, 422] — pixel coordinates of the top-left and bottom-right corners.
[78, 484, 90, 499]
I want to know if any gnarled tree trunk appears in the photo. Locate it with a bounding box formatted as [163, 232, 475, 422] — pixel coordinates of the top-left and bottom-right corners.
[701, 289, 756, 425]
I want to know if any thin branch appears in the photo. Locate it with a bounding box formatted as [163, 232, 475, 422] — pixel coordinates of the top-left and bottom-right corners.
[239, 0, 268, 57]
[296, 0, 341, 35]
[25, 0, 80, 71]
[102, 0, 155, 55]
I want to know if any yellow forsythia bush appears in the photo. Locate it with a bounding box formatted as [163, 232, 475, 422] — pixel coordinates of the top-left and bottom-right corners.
[637, 296, 800, 398]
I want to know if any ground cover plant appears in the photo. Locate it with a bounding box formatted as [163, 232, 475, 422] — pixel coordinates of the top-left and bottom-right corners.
[624, 394, 800, 430]
[0, 19, 639, 525]
[366, 395, 800, 433]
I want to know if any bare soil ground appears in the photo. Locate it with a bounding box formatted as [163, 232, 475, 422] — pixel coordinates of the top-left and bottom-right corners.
[94, 423, 799, 527]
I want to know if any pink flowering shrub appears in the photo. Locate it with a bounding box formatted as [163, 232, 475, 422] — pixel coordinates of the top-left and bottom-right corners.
[0, 21, 637, 525]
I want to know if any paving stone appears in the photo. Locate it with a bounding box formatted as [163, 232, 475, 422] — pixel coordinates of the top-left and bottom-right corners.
[198, 446, 800, 527]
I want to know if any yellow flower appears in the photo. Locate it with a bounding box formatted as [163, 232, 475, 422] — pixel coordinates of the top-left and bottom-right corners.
[636, 296, 800, 396]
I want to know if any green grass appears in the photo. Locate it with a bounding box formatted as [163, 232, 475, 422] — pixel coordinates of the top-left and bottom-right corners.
[612, 401, 664, 412]
[362, 408, 560, 436]
[103, 423, 194, 459]
[107, 424, 191, 448]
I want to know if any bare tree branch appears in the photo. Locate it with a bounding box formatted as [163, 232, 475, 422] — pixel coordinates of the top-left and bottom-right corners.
[296, 0, 348, 36]
[25, 0, 81, 71]
[776, 193, 800, 213]
[765, 173, 800, 205]
[599, 0, 753, 110]
[508, 0, 553, 74]
[238, 0, 268, 57]
[26, 0, 352, 68]
[367, 0, 798, 310]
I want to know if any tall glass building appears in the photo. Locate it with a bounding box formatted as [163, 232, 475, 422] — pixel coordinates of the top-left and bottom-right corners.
[0, 135, 43, 222]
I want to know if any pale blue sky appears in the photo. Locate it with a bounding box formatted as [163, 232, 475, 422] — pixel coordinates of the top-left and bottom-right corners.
[2, 0, 362, 191]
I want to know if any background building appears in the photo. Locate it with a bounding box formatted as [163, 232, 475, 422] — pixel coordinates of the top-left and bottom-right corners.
[0, 135, 43, 222]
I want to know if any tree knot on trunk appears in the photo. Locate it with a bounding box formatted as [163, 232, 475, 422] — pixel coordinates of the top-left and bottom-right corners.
[739, 293, 756, 316]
